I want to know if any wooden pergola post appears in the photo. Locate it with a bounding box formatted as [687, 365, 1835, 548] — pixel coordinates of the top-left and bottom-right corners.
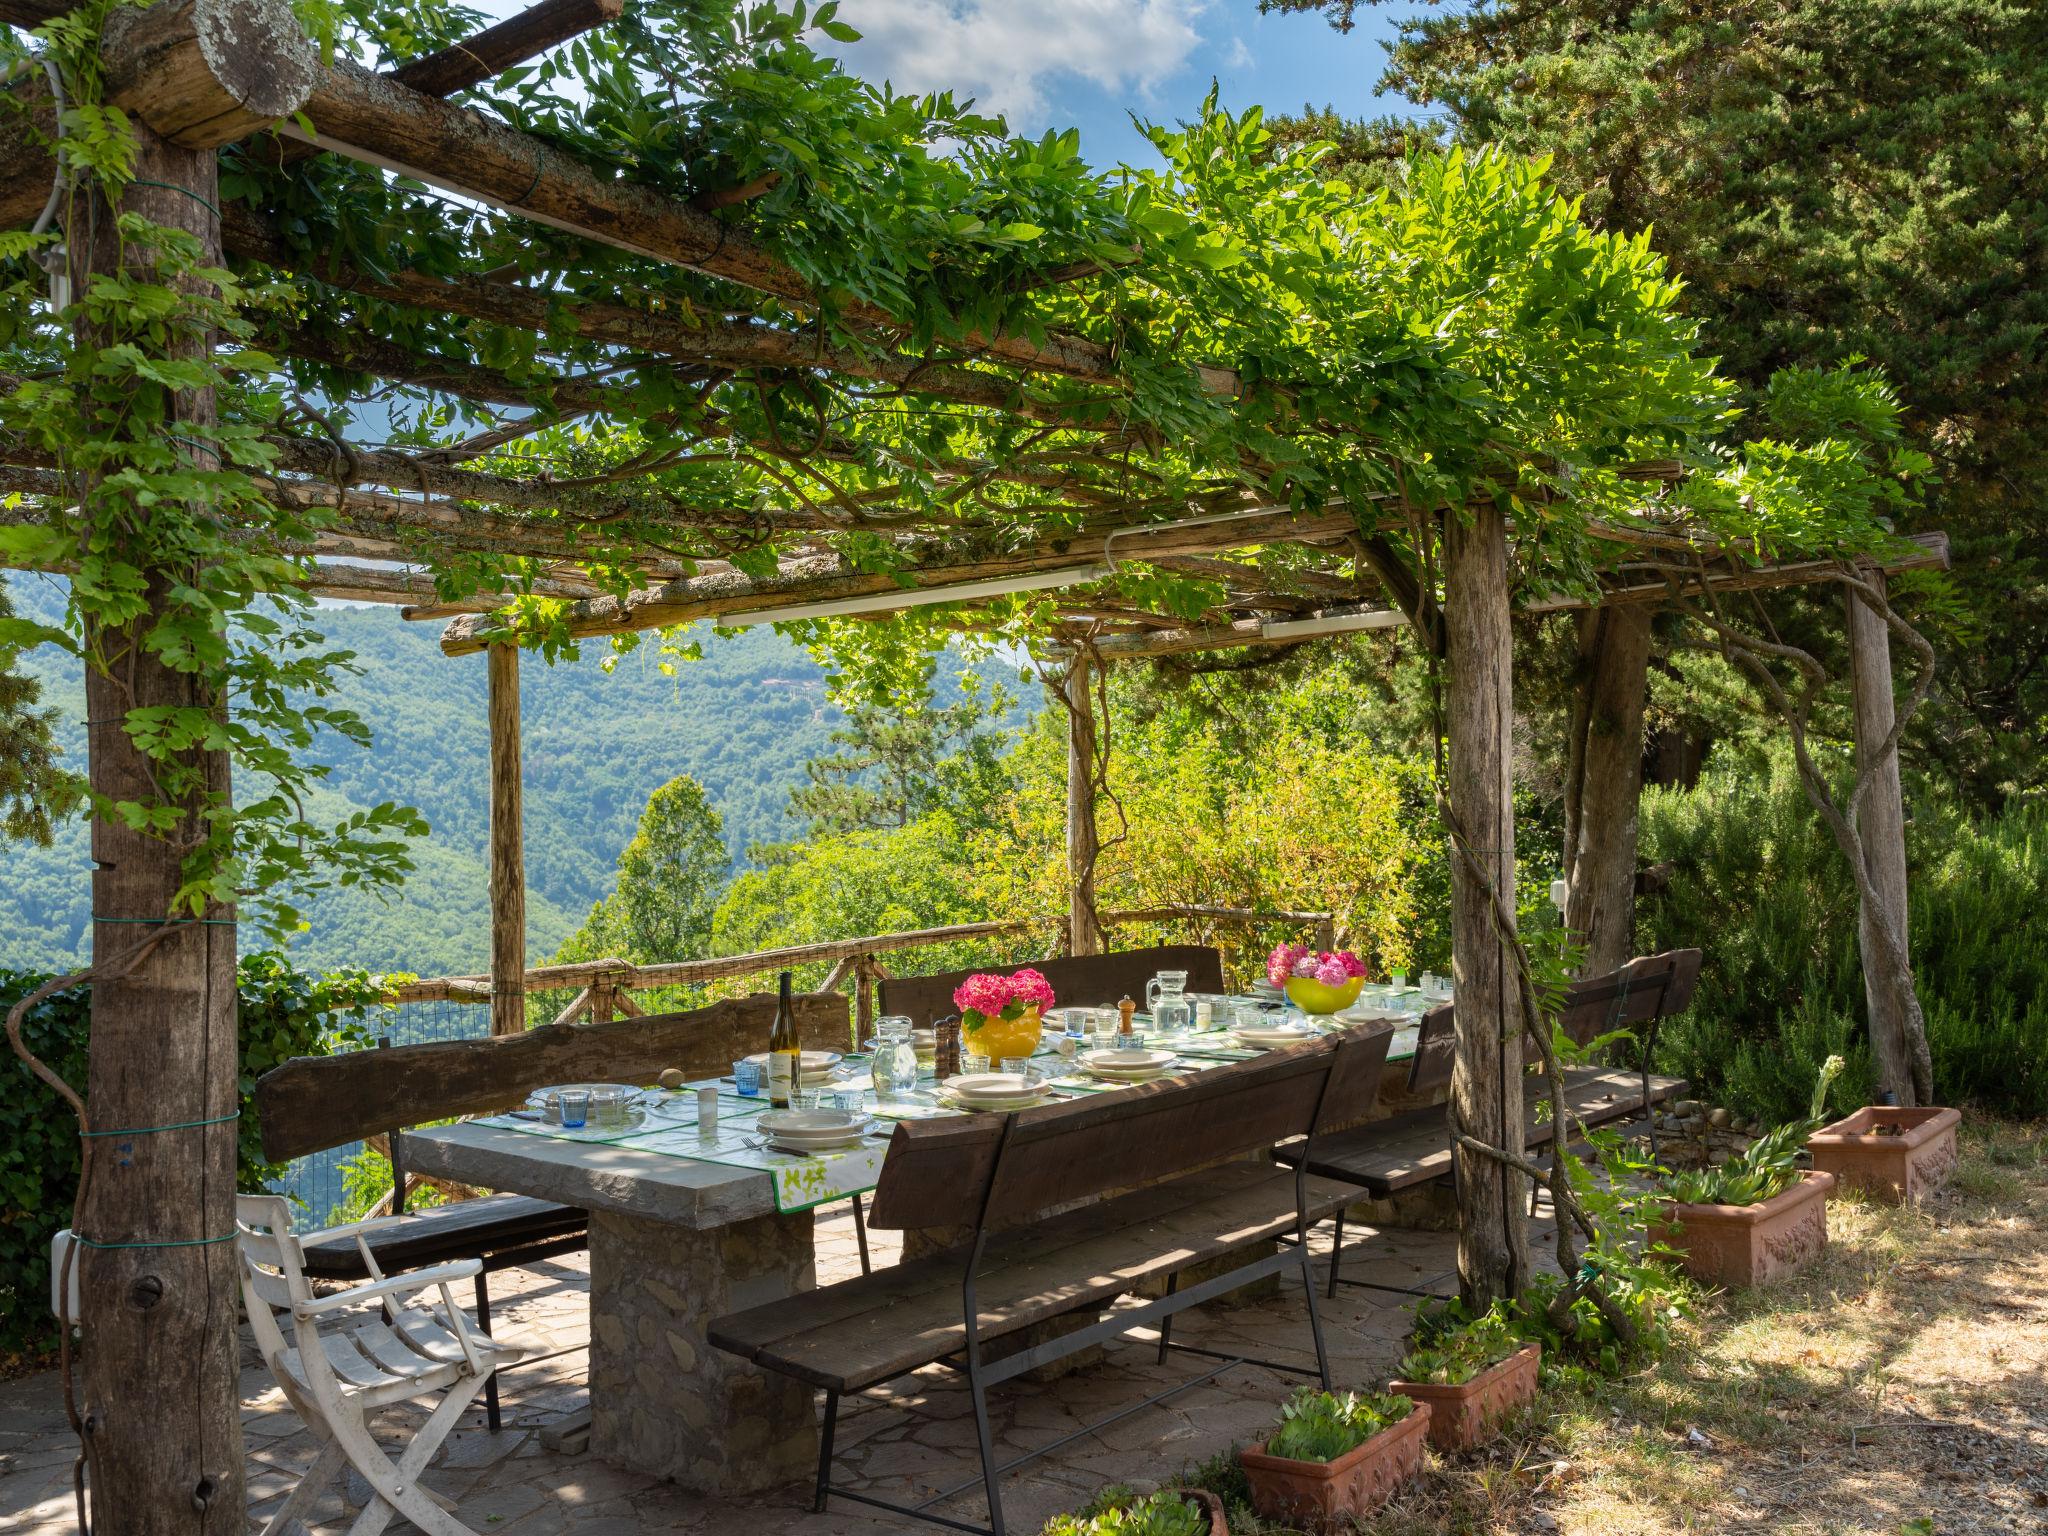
[62, 2, 320, 1527]
[1064, 654, 1105, 956]
[1562, 605, 1653, 976]
[488, 640, 527, 1035]
[1845, 570, 1933, 1103]
[1442, 505, 1531, 1307]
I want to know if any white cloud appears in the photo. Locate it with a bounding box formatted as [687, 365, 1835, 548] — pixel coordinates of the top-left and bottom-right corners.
[833, 0, 1210, 127]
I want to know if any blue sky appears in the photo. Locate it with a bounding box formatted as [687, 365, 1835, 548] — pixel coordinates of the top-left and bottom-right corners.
[826, 1, 1430, 168]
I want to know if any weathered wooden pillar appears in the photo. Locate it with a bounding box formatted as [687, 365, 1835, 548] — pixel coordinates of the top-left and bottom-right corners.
[1562, 604, 1652, 976]
[488, 640, 527, 1034]
[1845, 571, 1933, 1104]
[1064, 655, 1105, 956]
[64, 3, 319, 1528]
[1442, 504, 1531, 1308]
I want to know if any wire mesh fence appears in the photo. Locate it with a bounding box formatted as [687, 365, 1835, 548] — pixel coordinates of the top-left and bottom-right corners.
[267, 997, 493, 1229]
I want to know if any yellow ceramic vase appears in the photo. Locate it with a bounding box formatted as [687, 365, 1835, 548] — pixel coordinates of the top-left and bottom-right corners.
[1284, 975, 1365, 1016]
[964, 1004, 1043, 1063]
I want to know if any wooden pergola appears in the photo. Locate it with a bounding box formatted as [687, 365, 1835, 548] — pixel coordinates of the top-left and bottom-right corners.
[0, 0, 1946, 1528]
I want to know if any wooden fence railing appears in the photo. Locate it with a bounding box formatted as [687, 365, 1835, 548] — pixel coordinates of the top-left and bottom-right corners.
[386, 905, 1337, 1035]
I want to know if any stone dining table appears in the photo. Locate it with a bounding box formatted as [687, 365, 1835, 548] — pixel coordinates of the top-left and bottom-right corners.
[402, 1117, 823, 1494]
[400, 1011, 1430, 1496]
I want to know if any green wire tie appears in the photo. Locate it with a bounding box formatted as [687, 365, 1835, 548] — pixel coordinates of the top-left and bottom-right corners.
[82, 1110, 239, 1139]
[125, 179, 222, 221]
[71, 1231, 237, 1250]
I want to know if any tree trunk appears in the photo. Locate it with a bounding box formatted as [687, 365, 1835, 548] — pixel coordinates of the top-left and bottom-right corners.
[488, 641, 526, 1035]
[1563, 605, 1652, 977]
[72, 126, 245, 1536]
[1442, 505, 1530, 1307]
[1064, 656, 1104, 957]
[1845, 574, 1934, 1104]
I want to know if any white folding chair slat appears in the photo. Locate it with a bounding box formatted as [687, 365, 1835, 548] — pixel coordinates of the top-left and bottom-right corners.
[354, 1318, 466, 1380]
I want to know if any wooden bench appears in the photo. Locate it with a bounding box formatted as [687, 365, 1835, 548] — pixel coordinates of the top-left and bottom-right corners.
[253, 989, 850, 1430]
[1277, 954, 1699, 1295]
[708, 1023, 1397, 1536]
[877, 942, 1226, 1028]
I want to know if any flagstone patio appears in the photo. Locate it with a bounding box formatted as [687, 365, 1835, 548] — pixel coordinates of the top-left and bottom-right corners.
[0, 1205, 1534, 1536]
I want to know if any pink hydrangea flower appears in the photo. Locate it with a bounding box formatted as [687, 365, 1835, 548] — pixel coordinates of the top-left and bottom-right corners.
[953, 972, 1013, 1019]
[1267, 943, 1306, 988]
[1009, 967, 1056, 1012]
[1335, 950, 1367, 979]
[1313, 958, 1349, 986]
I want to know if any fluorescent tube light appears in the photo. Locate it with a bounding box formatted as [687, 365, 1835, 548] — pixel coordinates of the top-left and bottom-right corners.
[720, 563, 1112, 628]
[1258, 606, 1410, 641]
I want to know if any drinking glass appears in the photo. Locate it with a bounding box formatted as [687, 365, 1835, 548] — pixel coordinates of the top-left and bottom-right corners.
[1090, 1009, 1120, 1048]
[963, 1051, 991, 1076]
[998, 1057, 1036, 1083]
[557, 1088, 591, 1129]
[732, 1058, 764, 1097]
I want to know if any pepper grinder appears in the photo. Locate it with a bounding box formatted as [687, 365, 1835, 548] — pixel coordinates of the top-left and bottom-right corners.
[935, 1014, 962, 1080]
[1117, 994, 1136, 1041]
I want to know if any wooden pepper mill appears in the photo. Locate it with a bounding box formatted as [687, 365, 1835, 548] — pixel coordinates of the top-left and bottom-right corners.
[1117, 994, 1136, 1040]
[935, 1014, 962, 1080]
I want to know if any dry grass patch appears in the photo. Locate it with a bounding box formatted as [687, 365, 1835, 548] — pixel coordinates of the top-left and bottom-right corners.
[1193, 1122, 2048, 1536]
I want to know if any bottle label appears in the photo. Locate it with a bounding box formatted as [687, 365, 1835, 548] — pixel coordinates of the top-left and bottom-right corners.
[768, 1053, 793, 1102]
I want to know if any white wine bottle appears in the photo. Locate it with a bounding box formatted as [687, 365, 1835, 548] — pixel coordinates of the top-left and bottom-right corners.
[767, 970, 799, 1109]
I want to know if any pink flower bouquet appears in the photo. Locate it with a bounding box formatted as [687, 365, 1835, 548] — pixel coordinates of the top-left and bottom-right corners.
[1267, 943, 1367, 1015]
[952, 967, 1056, 1058]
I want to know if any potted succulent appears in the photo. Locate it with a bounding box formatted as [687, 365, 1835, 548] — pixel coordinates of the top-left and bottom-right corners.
[1041, 1486, 1225, 1536]
[1649, 1057, 1843, 1289]
[1807, 1103, 1962, 1204]
[953, 967, 1057, 1062]
[1266, 943, 1368, 1016]
[1239, 1387, 1428, 1529]
[1389, 1307, 1541, 1452]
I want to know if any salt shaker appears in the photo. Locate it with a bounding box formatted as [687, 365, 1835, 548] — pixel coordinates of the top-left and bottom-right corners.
[696, 1084, 718, 1134]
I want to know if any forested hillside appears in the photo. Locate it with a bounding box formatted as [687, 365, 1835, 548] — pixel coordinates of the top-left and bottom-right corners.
[0, 575, 852, 976]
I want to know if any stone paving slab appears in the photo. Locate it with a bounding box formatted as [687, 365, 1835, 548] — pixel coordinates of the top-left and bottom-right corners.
[0, 1205, 1560, 1536]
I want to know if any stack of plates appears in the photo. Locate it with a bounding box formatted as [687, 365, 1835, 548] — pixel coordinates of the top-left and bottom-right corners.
[756, 1109, 871, 1153]
[1078, 1048, 1178, 1083]
[942, 1073, 1049, 1111]
[1233, 1022, 1318, 1050]
[743, 1050, 843, 1085]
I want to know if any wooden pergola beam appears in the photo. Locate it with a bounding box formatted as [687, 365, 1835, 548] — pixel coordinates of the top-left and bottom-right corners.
[487, 641, 526, 1036]
[437, 505, 1362, 653]
[1051, 533, 1953, 661]
[391, 0, 623, 99]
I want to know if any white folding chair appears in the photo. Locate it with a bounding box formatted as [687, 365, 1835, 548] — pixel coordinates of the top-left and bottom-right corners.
[235, 1194, 525, 1536]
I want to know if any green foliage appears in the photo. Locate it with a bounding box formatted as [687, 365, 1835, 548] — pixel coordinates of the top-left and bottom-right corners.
[557, 774, 731, 967]
[1263, 1386, 1413, 1463]
[1040, 1488, 1207, 1536]
[328, 1144, 445, 1226]
[1641, 746, 2048, 1120]
[0, 954, 386, 1355]
[0, 582, 63, 844]
[787, 683, 1014, 839]
[1267, 0, 2048, 800]
[1397, 1300, 1521, 1386]
[1662, 1054, 1844, 1208]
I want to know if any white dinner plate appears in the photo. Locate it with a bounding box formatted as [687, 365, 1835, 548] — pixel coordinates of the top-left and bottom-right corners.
[744, 1050, 843, 1080]
[947, 1072, 1039, 1102]
[1234, 1025, 1317, 1048]
[1078, 1049, 1176, 1074]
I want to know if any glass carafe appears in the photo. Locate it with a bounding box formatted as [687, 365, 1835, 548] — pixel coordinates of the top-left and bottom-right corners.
[870, 1016, 920, 1104]
[1147, 970, 1192, 1034]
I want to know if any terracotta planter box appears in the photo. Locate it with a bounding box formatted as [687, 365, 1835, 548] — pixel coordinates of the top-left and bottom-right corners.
[1390, 1343, 1541, 1452]
[1161, 1486, 1228, 1536]
[1240, 1404, 1430, 1530]
[1649, 1169, 1834, 1289]
[1808, 1106, 1961, 1204]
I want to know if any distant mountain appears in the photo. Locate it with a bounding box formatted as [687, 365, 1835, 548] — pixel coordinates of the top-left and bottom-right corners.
[0, 576, 860, 978]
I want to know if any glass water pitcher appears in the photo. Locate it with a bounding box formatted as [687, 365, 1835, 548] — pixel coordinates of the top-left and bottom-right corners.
[1147, 970, 1193, 1034]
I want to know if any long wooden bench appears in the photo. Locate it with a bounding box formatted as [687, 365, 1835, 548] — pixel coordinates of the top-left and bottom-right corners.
[877, 942, 1226, 1027]
[708, 1023, 1397, 1536]
[1274, 951, 1700, 1296]
[254, 989, 849, 1430]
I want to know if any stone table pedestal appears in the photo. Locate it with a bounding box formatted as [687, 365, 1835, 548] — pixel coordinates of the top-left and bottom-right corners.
[587, 1207, 818, 1493]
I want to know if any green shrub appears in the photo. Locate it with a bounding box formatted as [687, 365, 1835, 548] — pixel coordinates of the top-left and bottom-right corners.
[1263, 1386, 1413, 1462]
[0, 954, 387, 1357]
[1639, 747, 2048, 1120]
